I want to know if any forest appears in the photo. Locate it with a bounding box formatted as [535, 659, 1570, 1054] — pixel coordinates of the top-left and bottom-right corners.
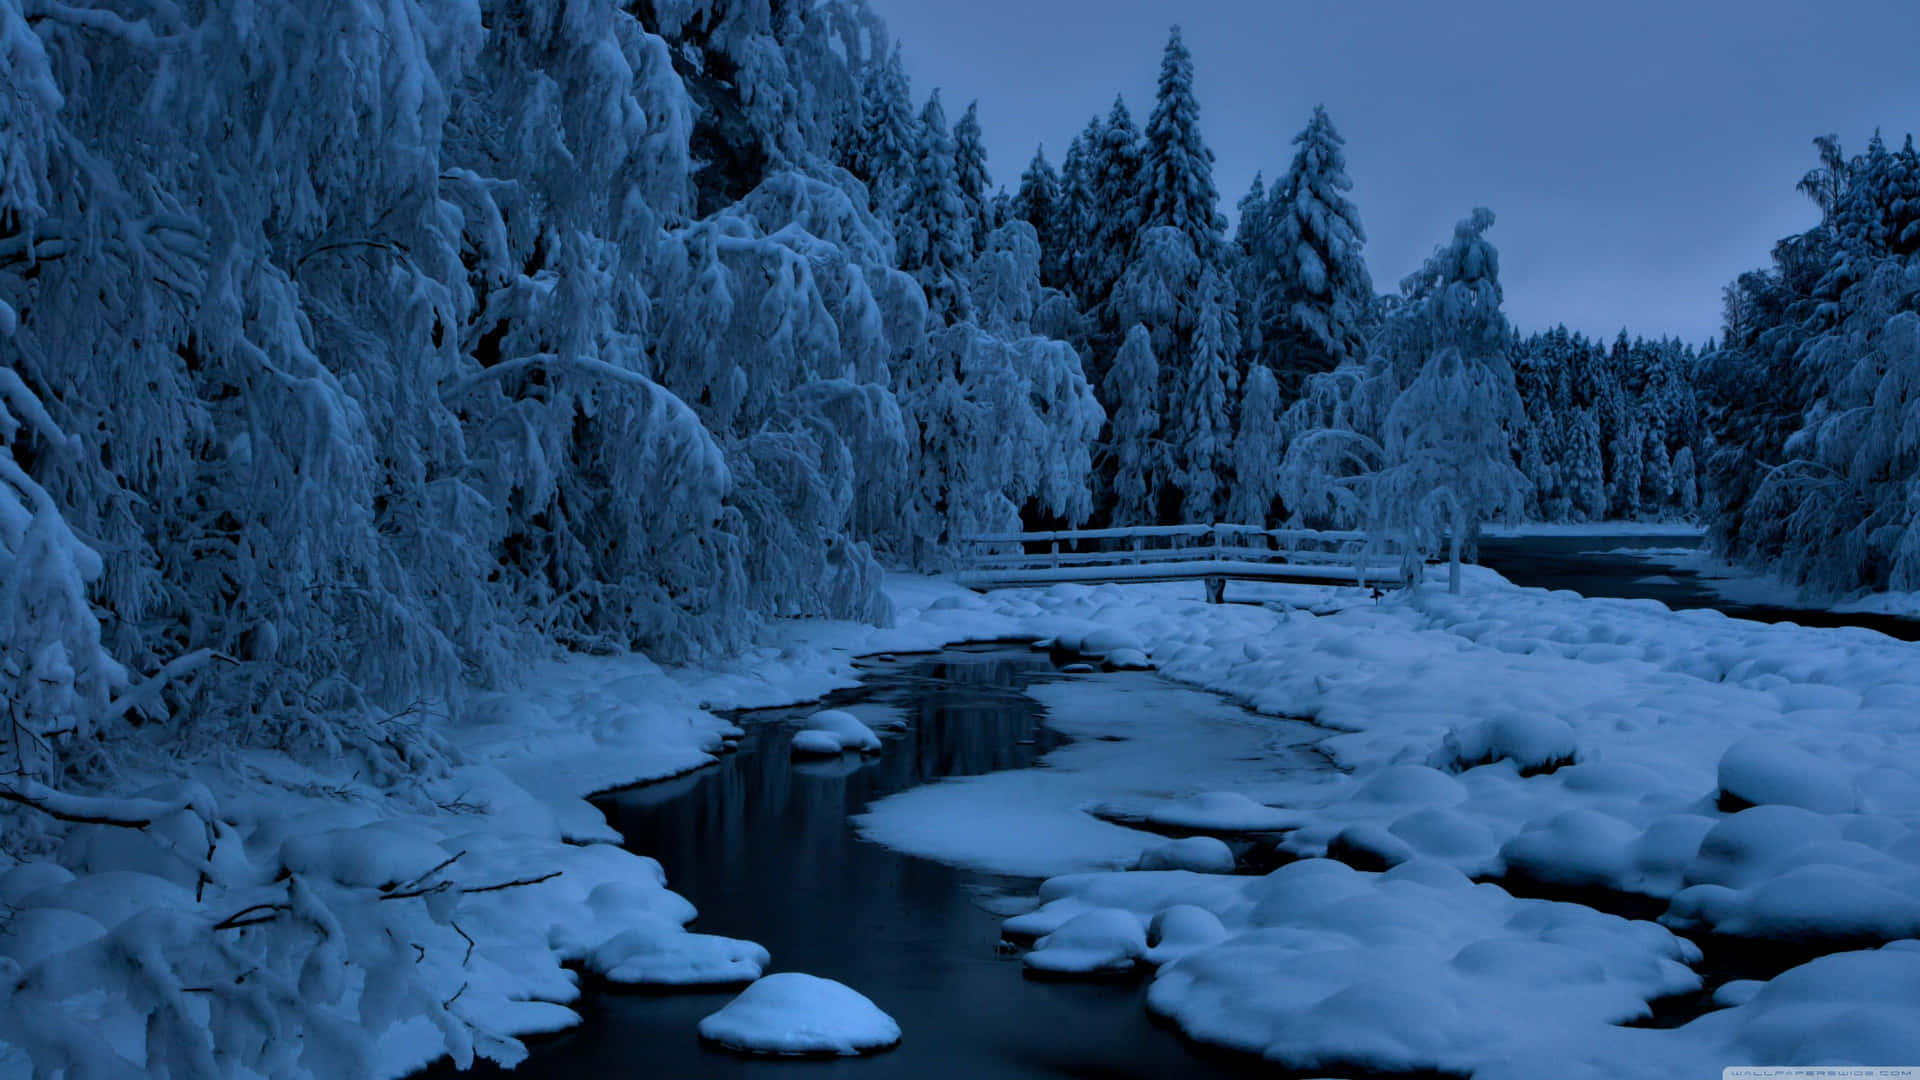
[2, 0, 1918, 1074]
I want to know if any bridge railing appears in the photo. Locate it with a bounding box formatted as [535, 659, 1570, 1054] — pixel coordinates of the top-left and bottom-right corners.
[956, 523, 1415, 592]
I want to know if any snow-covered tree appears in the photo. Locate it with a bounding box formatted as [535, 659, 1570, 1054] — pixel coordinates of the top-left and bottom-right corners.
[953, 100, 993, 253]
[1672, 445, 1700, 519]
[1142, 25, 1223, 263]
[1251, 106, 1374, 392]
[1280, 209, 1525, 592]
[1228, 364, 1285, 525]
[1012, 146, 1063, 271]
[1171, 269, 1240, 521]
[1701, 131, 1920, 593]
[1055, 117, 1104, 310]
[1086, 97, 1147, 328]
[1104, 325, 1163, 525]
[896, 90, 973, 322]
[845, 43, 918, 214]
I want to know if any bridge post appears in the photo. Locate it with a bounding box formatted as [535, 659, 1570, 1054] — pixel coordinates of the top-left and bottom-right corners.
[1204, 576, 1226, 605]
[1050, 537, 1059, 569]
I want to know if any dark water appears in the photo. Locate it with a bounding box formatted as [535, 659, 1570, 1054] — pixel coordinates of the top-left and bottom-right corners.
[1477, 533, 1920, 642]
[431, 646, 1272, 1079]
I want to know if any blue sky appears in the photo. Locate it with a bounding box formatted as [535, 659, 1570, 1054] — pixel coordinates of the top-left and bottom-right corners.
[866, 0, 1920, 344]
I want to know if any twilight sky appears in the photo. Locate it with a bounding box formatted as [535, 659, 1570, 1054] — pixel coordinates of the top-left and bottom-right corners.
[865, 0, 1920, 344]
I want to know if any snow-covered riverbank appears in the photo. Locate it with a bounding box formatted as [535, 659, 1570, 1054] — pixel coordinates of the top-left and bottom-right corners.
[5, 568, 1917, 1077]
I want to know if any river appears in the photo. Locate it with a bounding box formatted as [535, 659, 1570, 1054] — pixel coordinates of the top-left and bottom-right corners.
[431, 645, 1281, 1079]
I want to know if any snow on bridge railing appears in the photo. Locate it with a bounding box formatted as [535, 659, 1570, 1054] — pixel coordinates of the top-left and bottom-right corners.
[956, 523, 1415, 600]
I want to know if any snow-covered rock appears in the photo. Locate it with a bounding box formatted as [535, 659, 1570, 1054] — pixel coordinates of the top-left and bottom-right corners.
[1716, 735, 1857, 813]
[790, 730, 846, 757]
[1144, 904, 1229, 964]
[1135, 791, 1303, 832]
[697, 973, 901, 1055]
[586, 915, 769, 987]
[1438, 714, 1580, 775]
[802, 709, 882, 752]
[1023, 908, 1148, 976]
[1137, 836, 1235, 873]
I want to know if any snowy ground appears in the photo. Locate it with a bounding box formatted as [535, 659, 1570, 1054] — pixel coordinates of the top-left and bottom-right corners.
[7, 567, 1919, 1077]
[853, 568, 1920, 1077]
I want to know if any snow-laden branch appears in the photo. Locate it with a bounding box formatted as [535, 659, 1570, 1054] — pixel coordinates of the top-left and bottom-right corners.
[100, 648, 231, 725]
[0, 777, 197, 827]
[22, 0, 187, 48]
[444, 353, 673, 403]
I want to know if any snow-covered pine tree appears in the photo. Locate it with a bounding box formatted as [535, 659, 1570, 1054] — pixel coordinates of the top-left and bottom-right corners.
[896, 90, 974, 323]
[1104, 325, 1163, 526]
[846, 43, 918, 215]
[1570, 408, 1610, 521]
[1231, 171, 1270, 357]
[1253, 106, 1374, 394]
[1609, 416, 1645, 519]
[1056, 117, 1105, 310]
[1086, 97, 1147, 336]
[1012, 146, 1064, 285]
[1172, 268, 1240, 522]
[1672, 444, 1700, 519]
[1228, 363, 1284, 525]
[1641, 426, 1674, 516]
[954, 100, 993, 254]
[1142, 25, 1224, 264]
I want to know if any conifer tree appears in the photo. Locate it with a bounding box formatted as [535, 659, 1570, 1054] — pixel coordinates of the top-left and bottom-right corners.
[1142, 26, 1223, 263]
[1231, 171, 1269, 356]
[1055, 119, 1103, 307]
[1173, 268, 1240, 521]
[848, 44, 917, 215]
[1252, 107, 1373, 392]
[1013, 146, 1063, 283]
[1104, 325, 1162, 525]
[1086, 97, 1146, 324]
[953, 100, 993, 254]
[896, 90, 973, 322]
[1228, 363, 1284, 525]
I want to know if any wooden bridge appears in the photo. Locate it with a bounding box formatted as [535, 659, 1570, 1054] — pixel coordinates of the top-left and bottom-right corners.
[956, 523, 1418, 602]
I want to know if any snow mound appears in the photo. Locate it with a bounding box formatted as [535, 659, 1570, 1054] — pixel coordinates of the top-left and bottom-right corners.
[1716, 735, 1857, 813]
[1145, 905, 1229, 964]
[1003, 870, 1251, 942]
[1105, 647, 1154, 670]
[1072, 627, 1146, 659]
[1023, 908, 1147, 977]
[1326, 823, 1416, 870]
[1438, 714, 1579, 775]
[697, 973, 900, 1056]
[790, 729, 845, 757]
[1145, 858, 1702, 1075]
[1351, 765, 1468, 806]
[802, 709, 882, 752]
[1716, 946, 1920, 1067]
[586, 915, 769, 986]
[277, 822, 454, 889]
[1498, 810, 1638, 889]
[1135, 791, 1303, 832]
[1137, 836, 1235, 873]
